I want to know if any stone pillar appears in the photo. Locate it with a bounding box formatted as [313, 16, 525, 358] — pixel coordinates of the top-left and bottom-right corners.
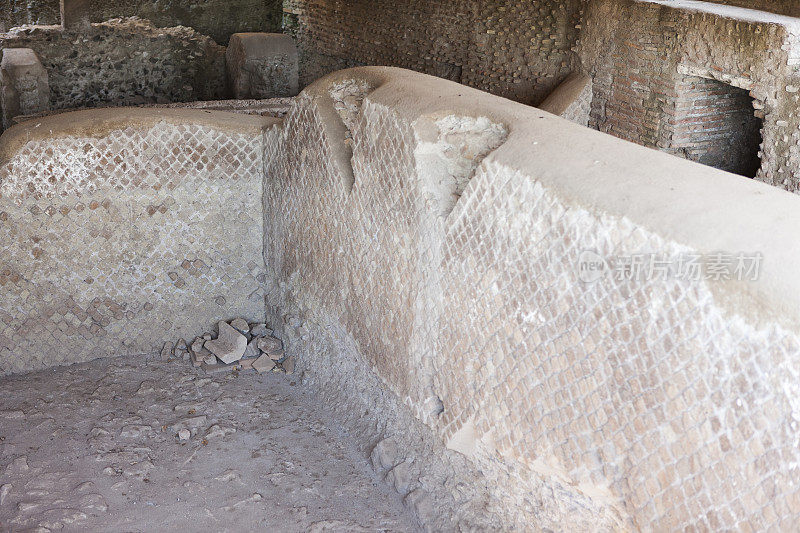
[0, 48, 50, 130]
[60, 0, 91, 31]
[226, 33, 299, 99]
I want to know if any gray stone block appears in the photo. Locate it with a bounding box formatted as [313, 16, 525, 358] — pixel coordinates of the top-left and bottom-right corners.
[226, 33, 298, 99]
[60, 0, 91, 31]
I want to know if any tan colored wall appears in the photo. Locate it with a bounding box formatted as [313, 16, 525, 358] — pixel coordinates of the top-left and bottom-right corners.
[263, 67, 800, 530]
[0, 108, 270, 374]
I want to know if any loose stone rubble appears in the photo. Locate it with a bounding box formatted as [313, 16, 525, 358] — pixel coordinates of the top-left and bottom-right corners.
[167, 318, 296, 376]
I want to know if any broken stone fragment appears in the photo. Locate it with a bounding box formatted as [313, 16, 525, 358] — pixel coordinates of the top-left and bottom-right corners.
[190, 338, 205, 354]
[201, 362, 235, 374]
[205, 321, 247, 364]
[282, 355, 295, 374]
[257, 336, 283, 357]
[252, 354, 276, 374]
[229, 318, 250, 336]
[175, 338, 188, 352]
[177, 429, 190, 441]
[190, 336, 216, 366]
[189, 349, 202, 368]
[160, 341, 173, 361]
[205, 424, 236, 439]
[242, 338, 260, 359]
[171, 415, 207, 434]
[0, 483, 11, 506]
[239, 358, 254, 370]
[250, 323, 272, 337]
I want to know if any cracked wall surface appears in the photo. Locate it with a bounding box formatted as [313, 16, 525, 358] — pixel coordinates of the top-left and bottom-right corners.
[0, 108, 269, 374]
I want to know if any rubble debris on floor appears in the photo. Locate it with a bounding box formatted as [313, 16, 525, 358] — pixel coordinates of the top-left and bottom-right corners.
[0, 356, 418, 531]
[171, 318, 296, 376]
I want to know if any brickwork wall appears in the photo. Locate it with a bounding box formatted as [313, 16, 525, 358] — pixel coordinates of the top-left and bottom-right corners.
[282, 0, 583, 106]
[0, 0, 282, 44]
[580, 0, 800, 189]
[0, 18, 226, 114]
[670, 76, 762, 177]
[4, 65, 800, 529]
[0, 109, 269, 374]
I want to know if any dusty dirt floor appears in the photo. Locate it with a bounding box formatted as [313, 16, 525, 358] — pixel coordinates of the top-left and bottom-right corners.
[0, 356, 419, 532]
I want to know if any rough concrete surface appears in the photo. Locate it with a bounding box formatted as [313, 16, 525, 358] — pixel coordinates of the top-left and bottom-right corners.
[0, 356, 418, 531]
[263, 67, 800, 530]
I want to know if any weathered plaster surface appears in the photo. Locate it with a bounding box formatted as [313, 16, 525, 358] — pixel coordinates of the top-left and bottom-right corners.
[0, 108, 270, 374]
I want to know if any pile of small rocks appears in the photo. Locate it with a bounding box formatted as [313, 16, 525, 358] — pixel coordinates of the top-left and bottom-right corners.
[160, 319, 295, 375]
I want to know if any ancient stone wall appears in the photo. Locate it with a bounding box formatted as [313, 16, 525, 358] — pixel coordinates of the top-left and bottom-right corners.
[282, 0, 583, 106]
[0, 0, 282, 44]
[0, 18, 226, 113]
[580, 0, 800, 189]
[262, 67, 800, 530]
[5, 64, 800, 529]
[0, 108, 269, 374]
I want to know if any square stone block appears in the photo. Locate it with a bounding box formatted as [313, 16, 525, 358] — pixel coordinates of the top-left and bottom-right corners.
[226, 33, 299, 99]
[60, 0, 92, 31]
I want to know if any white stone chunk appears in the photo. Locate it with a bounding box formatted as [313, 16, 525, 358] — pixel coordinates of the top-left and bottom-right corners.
[205, 321, 247, 364]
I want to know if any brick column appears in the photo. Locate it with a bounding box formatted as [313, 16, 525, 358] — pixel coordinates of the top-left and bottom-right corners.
[60, 0, 91, 31]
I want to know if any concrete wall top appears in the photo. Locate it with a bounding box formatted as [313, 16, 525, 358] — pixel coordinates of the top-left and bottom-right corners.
[303, 66, 800, 333]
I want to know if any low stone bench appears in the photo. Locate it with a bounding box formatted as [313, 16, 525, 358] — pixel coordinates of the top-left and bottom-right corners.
[226, 33, 299, 99]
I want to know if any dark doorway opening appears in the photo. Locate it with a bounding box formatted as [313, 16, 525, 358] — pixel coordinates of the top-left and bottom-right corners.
[671, 76, 763, 178]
